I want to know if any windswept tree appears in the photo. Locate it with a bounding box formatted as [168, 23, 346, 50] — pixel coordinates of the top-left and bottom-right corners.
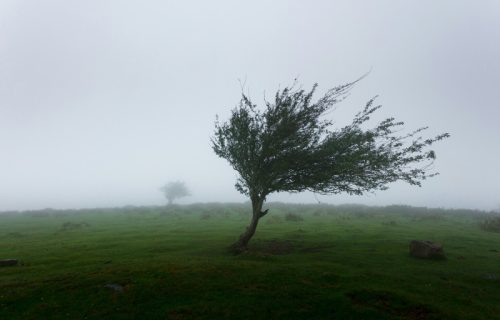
[160, 181, 190, 205]
[212, 79, 449, 253]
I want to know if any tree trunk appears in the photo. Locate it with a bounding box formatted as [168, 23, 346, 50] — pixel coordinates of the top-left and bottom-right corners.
[229, 197, 268, 254]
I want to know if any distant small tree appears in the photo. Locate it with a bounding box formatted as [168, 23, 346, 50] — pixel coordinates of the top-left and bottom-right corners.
[212, 78, 449, 253]
[160, 181, 190, 205]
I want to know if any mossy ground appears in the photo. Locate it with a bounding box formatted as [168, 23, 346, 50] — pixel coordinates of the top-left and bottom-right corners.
[1, 203, 499, 319]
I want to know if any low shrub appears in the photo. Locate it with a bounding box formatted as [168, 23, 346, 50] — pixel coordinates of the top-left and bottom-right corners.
[382, 220, 397, 226]
[60, 221, 89, 231]
[480, 216, 500, 232]
[200, 213, 211, 220]
[265, 215, 283, 224]
[285, 213, 304, 222]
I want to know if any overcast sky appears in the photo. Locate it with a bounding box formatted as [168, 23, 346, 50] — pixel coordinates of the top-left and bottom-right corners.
[1, 0, 499, 211]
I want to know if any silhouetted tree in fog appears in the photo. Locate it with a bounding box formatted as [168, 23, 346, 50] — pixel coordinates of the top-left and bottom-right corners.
[212, 78, 449, 253]
[160, 181, 190, 205]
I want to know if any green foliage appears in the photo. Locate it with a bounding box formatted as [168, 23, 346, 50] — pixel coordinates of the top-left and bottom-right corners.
[212, 79, 449, 201]
[212, 78, 449, 249]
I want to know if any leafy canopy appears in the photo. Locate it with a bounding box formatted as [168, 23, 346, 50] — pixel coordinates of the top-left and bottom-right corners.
[212, 80, 449, 201]
[160, 181, 190, 204]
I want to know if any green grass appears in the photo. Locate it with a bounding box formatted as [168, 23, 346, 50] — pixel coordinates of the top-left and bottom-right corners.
[1, 203, 499, 319]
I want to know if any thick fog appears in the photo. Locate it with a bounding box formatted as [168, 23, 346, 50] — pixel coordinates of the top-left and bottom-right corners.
[1, 1, 499, 211]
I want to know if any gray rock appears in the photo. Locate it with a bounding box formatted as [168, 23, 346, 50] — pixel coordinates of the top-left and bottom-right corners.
[104, 283, 124, 293]
[483, 273, 497, 280]
[409, 240, 445, 259]
[0, 259, 18, 267]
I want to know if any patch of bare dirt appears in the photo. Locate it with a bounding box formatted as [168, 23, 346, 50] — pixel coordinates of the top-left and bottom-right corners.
[348, 290, 437, 320]
[299, 244, 334, 253]
[248, 239, 334, 255]
[260, 239, 295, 255]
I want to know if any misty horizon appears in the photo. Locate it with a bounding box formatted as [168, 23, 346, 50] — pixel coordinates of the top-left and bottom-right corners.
[1, 1, 499, 211]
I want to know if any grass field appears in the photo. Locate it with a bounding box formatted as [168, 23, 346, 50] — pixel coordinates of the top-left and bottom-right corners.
[1, 203, 499, 319]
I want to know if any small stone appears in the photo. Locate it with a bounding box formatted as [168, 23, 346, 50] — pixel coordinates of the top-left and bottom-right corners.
[409, 240, 445, 259]
[0, 259, 18, 267]
[104, 283, 124, 293]
[483, 274, 497, 280]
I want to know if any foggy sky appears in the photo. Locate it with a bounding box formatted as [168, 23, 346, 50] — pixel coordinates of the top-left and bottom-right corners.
[1, 0, 499, 211]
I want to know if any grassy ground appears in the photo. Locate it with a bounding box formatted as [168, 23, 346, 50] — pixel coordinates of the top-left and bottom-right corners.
[1, 203, 499, 319]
